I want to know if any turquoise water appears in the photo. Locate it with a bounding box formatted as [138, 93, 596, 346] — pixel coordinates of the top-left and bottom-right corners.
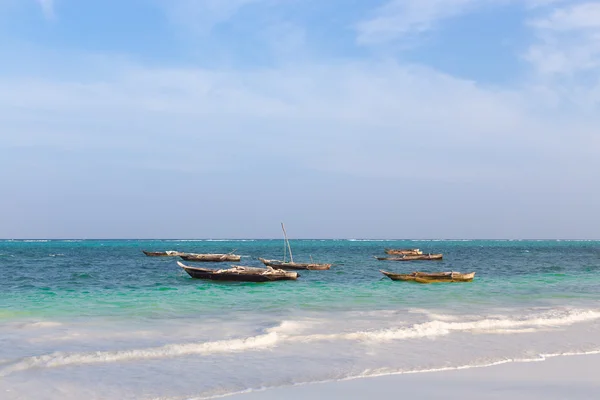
[2, 239, 600, 399]
[3, 239, 600, 316]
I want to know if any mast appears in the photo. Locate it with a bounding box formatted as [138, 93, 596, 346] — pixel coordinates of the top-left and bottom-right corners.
[283, 231, 287, 262]
[281, 222, 294, 263]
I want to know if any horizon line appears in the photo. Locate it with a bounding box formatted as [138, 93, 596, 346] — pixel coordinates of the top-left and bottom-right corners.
[2, 238, 600, 241]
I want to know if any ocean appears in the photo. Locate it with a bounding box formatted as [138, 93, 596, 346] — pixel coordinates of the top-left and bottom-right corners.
[1, 239, 600, 399]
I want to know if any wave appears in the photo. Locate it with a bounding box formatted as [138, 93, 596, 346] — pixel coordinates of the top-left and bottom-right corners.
[185, 349, 600, 400]
[346, 239, 396, 242]
[288, 309, 600, 343]
[0, 332, 280, 377]
[163, 239, 256, 242]
[0, 321, 300, 376]
[347, 349, 600, 380]
[3, 309, 598, 377]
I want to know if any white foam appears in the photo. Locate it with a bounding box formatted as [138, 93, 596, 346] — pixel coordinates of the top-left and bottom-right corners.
[266, 320, 315, 335]
[291, 309, 600, 343]
[21, 321, 62, 329]
[190, 350, 600, 400]
[471, 328, 539, 334]
[3, 310, 598, 377]
[0, 332, 279, 377]
[352, 349, 600, 380]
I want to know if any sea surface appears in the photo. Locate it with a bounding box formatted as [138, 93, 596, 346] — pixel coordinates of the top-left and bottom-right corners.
[1, 239, 600, 399]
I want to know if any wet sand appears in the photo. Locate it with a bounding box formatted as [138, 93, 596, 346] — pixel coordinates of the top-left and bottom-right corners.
[228, 353, 600, 399]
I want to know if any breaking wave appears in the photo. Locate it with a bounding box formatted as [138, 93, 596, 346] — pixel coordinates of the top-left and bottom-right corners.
[0, 332, 280, 377]
[290, 309, 600, 343]
[2, 309, 598, 377]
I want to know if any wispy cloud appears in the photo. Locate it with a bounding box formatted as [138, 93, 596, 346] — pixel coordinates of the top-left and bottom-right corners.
[355, 0, 581, 46]
[356, 0, 488, 45]
[36, 0, 55, 20]
[164, 0, 267, 35]
[526, 2, 600, 77]
[526, 0, 570, 9]
[1, 54, 597, 181]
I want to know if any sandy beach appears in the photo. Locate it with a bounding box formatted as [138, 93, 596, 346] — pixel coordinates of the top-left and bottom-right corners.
[228, 353, 600, 400]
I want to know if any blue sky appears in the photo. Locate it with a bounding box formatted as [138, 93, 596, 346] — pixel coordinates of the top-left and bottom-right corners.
[1, 0, 599, 238]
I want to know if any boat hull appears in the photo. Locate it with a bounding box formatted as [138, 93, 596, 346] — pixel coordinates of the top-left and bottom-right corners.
[376, 254, 443, 261]
[180, 254, 242, 262]
[381, 270, 475, 283]
[178, 262, 298, 282]
[258, 258, 331, 270]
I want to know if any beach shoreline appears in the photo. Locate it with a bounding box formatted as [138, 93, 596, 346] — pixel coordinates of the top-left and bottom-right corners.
[225, 352, 600, 400]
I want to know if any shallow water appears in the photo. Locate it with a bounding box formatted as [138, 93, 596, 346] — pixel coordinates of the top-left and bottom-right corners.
[1, 239, 600, 399]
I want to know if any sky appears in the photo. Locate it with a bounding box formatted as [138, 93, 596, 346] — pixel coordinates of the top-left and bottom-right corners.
[0, 0, 599, 239]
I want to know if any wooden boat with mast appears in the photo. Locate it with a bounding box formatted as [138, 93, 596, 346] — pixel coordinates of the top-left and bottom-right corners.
[259, 223, 331, 270]
[180, 253, 242, 262]
[380, 270, 475, 283]
[178, 261, 298, 282]
[384, 248, 423, 255]
[376, 253, 443, 261]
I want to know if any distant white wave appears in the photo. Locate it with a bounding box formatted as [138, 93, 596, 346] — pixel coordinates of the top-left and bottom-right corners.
[346, 239, 396, 242]
[408, 239, 476, 242]
[164, 239, 256, 242]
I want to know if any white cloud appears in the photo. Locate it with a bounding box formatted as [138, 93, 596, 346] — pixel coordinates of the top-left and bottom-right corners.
[1, 55, 598, 181]
[526, 2, 600, 78]
[531, 2, 600, 30]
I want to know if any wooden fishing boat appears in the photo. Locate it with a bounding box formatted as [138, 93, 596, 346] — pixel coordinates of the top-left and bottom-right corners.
[179, 253, 242, 262]
[178, 261, 298, 282]
[380, 270, 475, 283]
[258, 223, 331, 271]
[376, 254, 443, 261]
[384, 248, 423, 255]
[143, 250, 184, 257]
[258, 258, 331, 270]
